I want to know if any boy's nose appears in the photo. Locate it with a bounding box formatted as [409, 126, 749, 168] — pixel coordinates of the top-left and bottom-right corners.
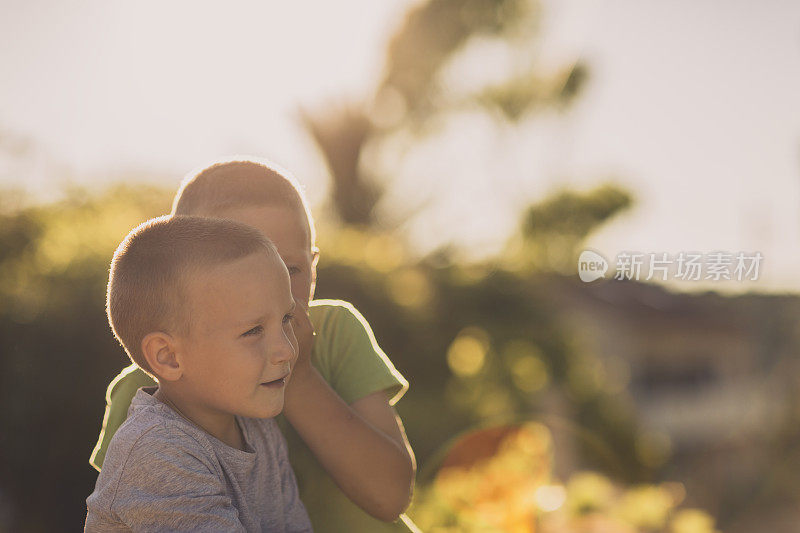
[268, 332, 296, 365]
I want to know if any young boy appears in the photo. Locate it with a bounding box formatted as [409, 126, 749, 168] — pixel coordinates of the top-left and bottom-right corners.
[85, 215, 313, 531]
[89, 158, 418, 532]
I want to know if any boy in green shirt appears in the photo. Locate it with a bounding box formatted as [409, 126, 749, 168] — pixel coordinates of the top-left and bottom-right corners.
[90, 158, 418, 532]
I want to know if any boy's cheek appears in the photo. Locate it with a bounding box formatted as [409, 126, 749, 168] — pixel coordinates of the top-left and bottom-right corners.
[289, 273, 313, 305]
[296, 288, 312, 306]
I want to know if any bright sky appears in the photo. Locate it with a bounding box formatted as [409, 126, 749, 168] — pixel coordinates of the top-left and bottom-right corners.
[1, 0, 798, 292]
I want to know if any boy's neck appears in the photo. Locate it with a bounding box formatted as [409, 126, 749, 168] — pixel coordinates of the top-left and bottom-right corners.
[154, 387, 245, 451]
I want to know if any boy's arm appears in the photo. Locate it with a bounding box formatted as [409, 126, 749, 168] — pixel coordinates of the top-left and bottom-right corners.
[283, 302, 415, 522]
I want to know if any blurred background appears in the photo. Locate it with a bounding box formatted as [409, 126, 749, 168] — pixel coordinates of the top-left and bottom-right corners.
[1, 0, 799, 531]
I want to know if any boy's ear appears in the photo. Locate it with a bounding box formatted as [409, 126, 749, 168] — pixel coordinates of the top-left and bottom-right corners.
[141, 332, 183, 382]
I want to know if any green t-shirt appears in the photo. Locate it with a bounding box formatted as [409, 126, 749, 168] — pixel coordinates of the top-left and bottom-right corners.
[89, 299, 417, 533]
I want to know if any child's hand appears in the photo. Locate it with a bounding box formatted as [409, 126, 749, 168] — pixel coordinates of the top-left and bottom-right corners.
[289, 299, 315, 379]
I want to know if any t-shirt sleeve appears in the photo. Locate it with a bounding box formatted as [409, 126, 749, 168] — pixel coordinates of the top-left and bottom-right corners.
[321, 301, 409, 405]
[89, 365, 156, 471]
[95, 427, 246, 532]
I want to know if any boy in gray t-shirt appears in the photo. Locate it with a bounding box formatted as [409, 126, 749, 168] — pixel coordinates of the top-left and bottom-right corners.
[85, 215, 312, 532]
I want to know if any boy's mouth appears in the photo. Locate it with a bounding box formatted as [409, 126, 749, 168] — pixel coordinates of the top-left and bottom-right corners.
[261, 372, 289, 388]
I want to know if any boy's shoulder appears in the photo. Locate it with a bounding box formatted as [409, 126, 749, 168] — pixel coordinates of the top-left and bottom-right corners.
[307, 299, 409, 405]
[87, 390, 228, 526]
[102, 391, 283, 477]
[86, 391, 288, 531]
[309, 298, 360, 322]
[309, 298, 376, 342]
[98, 390, 220, 484]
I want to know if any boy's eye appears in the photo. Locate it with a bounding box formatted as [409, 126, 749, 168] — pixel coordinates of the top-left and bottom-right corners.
[242, 325, 263, 337]
[287, 266, 301, 276]
[283, 313, 295, 325]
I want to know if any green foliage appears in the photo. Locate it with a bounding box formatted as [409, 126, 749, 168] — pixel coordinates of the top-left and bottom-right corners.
[477, 62, 588, 123]
[510, 183, 633, 271]
[522, 183, 632, 243]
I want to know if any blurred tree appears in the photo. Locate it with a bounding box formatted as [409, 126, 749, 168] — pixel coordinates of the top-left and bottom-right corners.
[302, 0, 586, 227]
[510, 183, 633, 271]
[300, 107, 379, 226]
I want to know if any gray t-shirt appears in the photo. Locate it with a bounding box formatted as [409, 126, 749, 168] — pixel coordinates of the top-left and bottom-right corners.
[85, 387, 312, 532]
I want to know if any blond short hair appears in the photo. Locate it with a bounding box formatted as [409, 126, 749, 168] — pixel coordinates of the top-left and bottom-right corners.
[106, 215, 277, 375]
[171, 157, 316, 247]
